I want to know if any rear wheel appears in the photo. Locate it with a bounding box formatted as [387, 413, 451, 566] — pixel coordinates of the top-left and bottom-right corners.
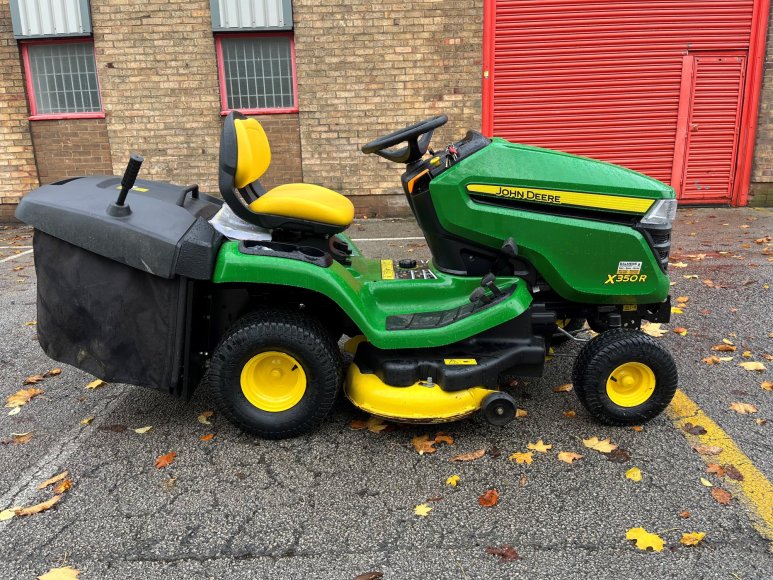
[209, 309, 342, 438]
[571, 329, 677, 425]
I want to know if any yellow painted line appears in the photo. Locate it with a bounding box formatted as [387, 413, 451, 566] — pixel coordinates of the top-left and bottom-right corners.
[667, 389, 773, 548]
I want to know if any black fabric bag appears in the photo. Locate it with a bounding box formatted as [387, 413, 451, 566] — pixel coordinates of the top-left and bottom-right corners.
[34, 230, 187, 393]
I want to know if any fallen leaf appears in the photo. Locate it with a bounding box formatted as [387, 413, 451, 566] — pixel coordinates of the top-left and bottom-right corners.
[670, 261, 688, 268]
[718, 356, 734, 362]
[703, 279, 715, 288]
[350, 419, 367, 430]
[742, 350, 753, 358]
[133, 426, 153, 434]
[23, 374, 45, 385]
[36, 471, 69, 490]
[557, 451, 583, 464]
[625, 467, 642, 482]
[434, 432, 454, 446]
[710, 487, 732, 505]
[163, 477, 177, 490]
[9, 432, 33, 444]
[712, 344, 736, 352]
[8, 407, 21, 416]
[723, 338, 735, 345]
[724, 465, 744, 481]
[680, 532, 706, 547]
[729, 402, 758, 414]
[582, 436, 618, 453]
[446, 475, 460, 487]
[563, 410, 576, 418]
[706, 464, 726, 477]
[414, 503, 432, 517]
[738, 361, 766, 372]
[484, 544, 521, 562]
[155, 451, 177, 469]
[411, 434, 438, 455]
[754, 236, 771, 244]
[553, 383, 573, 393]
[641, 322, 667, 338]
[45, 368, 62, 377]
[527, 439, 552, 453]
[15, 494, 62, 516]
[626, 527, 664, 552]
[682, 422, 707, 435]
[53, 479, 72, 494]
[683, 274, 698, 279]
[676, 295, 689, 304]
[0, 508, 18, 521]
[450, 449, 486, 462]
[366, 416, 388, 433]
[678, 510, 691, 519]
[199, 433, 214, 441]
[702, 356, 722, 365]
[198, 410, 214, 425]
[79, 416, 94, 425]
[700, 477, 713, 487]
[519, 474, 527, 487]
[631, 425, 644, 432]
[85, 379, 106, 389]
[606, 448, 632, 463]
[671, 307, 684, 314]
[478, 489, 499, 507]
[5, 387, 44, 408]
[509, 451, 534, 464]
[515, 408, 528, 418]
[38, 566, 81, 580]
[694, 444, 723, 455]
[354, 573, 383, 580]
[673, 327, 688, 336]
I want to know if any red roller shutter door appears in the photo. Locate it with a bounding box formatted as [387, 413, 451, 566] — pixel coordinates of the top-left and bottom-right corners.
[484, 0, 757, 204]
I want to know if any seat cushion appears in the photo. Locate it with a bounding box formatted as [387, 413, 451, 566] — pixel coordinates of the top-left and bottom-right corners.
[248, 183, 355, 227]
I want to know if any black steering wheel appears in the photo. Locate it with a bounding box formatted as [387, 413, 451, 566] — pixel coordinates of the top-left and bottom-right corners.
[361, 115, 448, 164]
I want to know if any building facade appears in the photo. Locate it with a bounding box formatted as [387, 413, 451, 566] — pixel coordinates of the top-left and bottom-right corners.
[0, 0, 771, 223]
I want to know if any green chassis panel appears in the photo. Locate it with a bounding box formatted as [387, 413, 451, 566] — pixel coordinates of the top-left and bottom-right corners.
[213, 241, 532, 350]
[430, 138, 673, 304]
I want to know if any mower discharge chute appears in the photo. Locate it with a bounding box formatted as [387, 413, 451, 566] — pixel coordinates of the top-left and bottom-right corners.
[16, 112, 678, 438]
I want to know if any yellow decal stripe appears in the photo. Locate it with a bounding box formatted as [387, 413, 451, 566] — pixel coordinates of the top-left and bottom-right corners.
[667, 390, 773, 548]
[444, 358, 477, 365]
[380, 259, 395, 280]
[466, 184, 654, 214]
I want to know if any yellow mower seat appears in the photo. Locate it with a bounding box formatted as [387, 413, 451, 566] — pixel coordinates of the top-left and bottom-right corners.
[249, 183, 354, 228]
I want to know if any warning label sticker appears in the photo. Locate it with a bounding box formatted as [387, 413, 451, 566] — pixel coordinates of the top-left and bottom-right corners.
[617, 261, 642, 275]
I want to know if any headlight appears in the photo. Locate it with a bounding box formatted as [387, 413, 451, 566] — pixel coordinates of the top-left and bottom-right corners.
[640, 199, 677, 226]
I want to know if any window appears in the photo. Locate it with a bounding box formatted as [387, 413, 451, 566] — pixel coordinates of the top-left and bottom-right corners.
[21, 40, 103, 119]
[216, 34, 297, 114]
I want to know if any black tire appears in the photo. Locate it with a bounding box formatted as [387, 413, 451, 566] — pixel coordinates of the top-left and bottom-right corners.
[209, 309, 343, 439]
[552, 318, 587, 345]
[571, 328, 678, 425]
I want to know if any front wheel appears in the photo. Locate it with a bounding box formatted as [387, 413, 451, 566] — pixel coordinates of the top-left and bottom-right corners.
[209, 309, 342, 438]
[571, 329, 677, 425]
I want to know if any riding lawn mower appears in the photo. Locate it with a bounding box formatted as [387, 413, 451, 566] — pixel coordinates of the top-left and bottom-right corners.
[16, 113, 678, 438]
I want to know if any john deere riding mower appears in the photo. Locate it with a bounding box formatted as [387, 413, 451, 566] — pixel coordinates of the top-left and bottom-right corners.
[16, 113, 678, 438]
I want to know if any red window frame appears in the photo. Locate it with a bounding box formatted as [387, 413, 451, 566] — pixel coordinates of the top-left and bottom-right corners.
[20, 38, 105, 121]
[215, 32, 299, 116]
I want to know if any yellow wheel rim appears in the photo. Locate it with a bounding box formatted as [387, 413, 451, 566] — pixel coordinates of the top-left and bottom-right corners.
[240, 351, 306, 412]
[606, 362, 656, 407]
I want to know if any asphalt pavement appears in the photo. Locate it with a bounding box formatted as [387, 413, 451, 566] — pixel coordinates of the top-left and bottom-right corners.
[0, 208, 772, 579]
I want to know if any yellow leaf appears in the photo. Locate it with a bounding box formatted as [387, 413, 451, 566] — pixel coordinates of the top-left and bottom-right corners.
[197, 410, 214, 425]
[738, 361, 766, 372]
[46, 368, 62, 376]
[8, 407, 21, 416]
[509, 451, 534, 464]
[742, 350, 753, 358]
[557, 451, 583, 464]
[683, 274, 698, 279]
[680, 532, 706, 547]
[515, 408, 528, 418]
[79, 416, 94, 425]
[761, 381, 773, 391]
[625, 467, 642, 482]
[675, 296, 689, 304]
[670, 262, 688, 268]
[641, 322, 667, 337]
[85, 379, 106, 390]
[15, 494, 62, 516]
[133, 426, 153, 434]
[625, 527, 664, 552]
[718, 356, 734, 362]
[24, 320, 37, 326]
[671, 307, 683, 314]
[582, 436, 618, 453]
[700, 477, 713, 487]
[38, 566, 81, 580]
[527, 439, 552, 453]
[446, 475, 460, 487]
[722, 338, 734, 345]
[37, 471, 69, 490]
[553, 383, 573, 393]
[0, 508, 19, 521]
[5, 387, 44, 408]
[366, 416, 388, 433]
[729, 402, 757, 414]
[414, 503, 432, 517]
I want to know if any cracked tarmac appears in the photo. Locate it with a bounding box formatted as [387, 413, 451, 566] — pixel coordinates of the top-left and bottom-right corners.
[0, 208, 772, 579]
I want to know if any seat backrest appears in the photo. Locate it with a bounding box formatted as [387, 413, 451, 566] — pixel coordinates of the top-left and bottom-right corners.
[218, 111, 272, 226]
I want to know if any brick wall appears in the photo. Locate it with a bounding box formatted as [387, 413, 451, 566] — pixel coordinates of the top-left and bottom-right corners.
[292, 0, 484, 216]
[0, 0, 38, 222]
[30, 119, 113, 184]
[750, 12, 773, 207]
[251, 113, 303, 190]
